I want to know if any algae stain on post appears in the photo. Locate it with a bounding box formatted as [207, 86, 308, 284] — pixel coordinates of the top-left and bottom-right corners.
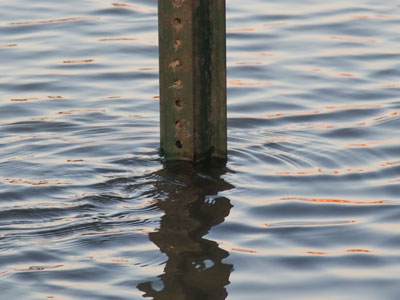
[158, 0, 227, 163]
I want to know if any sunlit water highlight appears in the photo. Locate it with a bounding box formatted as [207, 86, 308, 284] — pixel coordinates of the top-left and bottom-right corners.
[0, 0, 399, 299]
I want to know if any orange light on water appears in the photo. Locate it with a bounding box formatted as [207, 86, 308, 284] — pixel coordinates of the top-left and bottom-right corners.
[62, 59, 94, 64]
[277, 170, 315, 176]
[112, 3, 131, 7]
[231, 248, 257, 254]
[346, 140, 394, 148]
[235, 62, 263, 65]
[111, 3, 155, 13]
[137, 228, 155, 234]
[138, 67, 157, 71]
[57, 109, 106, 115]
[351, 16, 370, 20]
[99, 96, 122, 100]
[381, 83, 400, 88]
[9, 17, 86, 26]
[281, 197, 384, 205]
[10, 96, 63, 102]
[323, 104, 381, 110]
[228, 79, 273, 87]
[380, 161, 399, 167]
[111, 259, 130, 263]
[0, 44, 17, 47]
[351, 14, 396, 20]
[373, 111, 399, 121]
[265, 219, 356, 228]
[307, 251, 328, 255]
[347, 249, 371, 253]
[98, 38, 137, 42]
[264, 103, 380, 121]
[248, 52, 275, 57]
[227, 27, 256, 33]
[276, 168, 363, 176]
[2, 178, 68, 186]
[10, 97, 38, 102]
[306, 248, 371, 255]
[329, 35, 376, 43]
[266, 113, 284, 118]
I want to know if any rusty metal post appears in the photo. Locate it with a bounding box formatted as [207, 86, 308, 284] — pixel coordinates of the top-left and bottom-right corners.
[158, 0, 227, 163]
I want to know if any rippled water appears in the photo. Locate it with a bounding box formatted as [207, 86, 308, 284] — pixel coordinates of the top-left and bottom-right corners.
[1, 0, 399, 299]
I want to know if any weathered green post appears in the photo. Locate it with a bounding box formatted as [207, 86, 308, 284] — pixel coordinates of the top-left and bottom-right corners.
[158, 0, 227, 163]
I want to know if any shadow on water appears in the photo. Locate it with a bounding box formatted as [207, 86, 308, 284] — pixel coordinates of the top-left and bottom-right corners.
[138, 161, 234, 300]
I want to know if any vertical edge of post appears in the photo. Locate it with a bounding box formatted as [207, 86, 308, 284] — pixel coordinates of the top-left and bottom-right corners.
[210, 0, 227, 162]
[192, 0, 211, 162]
[192, 0, 227, 163]
[158, 0, 169, 159]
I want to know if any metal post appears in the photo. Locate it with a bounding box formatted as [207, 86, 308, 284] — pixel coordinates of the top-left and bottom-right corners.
[158, 0, 227, 163]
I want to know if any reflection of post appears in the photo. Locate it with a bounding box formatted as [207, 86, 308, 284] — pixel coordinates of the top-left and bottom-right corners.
[138, 164, 233, 300]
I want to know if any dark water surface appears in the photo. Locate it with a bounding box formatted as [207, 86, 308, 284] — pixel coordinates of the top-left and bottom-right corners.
[1, 0, 400, 299]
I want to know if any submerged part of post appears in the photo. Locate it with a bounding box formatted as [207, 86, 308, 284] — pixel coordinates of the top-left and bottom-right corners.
[158, 0, 227, 163]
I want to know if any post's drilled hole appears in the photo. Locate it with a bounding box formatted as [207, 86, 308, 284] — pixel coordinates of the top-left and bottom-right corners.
[175, 98, 183, 109]
[173, 40, 182, 51]
[175, 141, 183, 149]
[169, 59, 181, 71]
[170, 80, 183, 89]
[173, 18, 183, 30]
[173, 0, 183, 7]
[175, 120, 184, 129]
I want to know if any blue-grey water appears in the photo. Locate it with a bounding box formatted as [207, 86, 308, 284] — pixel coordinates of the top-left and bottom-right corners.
[1, 0, 400, 299]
